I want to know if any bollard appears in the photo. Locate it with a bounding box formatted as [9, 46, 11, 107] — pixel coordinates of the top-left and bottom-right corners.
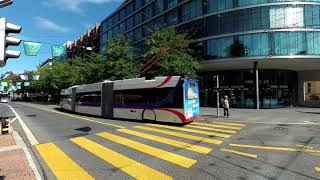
[0, 119, 9, 134]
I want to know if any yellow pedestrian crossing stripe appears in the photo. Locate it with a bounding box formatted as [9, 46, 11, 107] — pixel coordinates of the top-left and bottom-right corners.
[145, 124, 231, 138]
[220, 148, 257, 158]
[118, 128, 212, 154]
[186, 125, 237, 134]
[36, 143, 94, 180]
[36, 121, 247, 179]
[134, 126, 223, 145]
[97, 132, 197, 168]
[71, 137, 172, 180]
[212, 121, 246, 127]
[191, 122, 242, 130]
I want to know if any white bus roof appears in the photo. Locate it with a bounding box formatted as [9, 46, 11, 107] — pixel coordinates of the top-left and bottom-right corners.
[60, 76, 182, 94]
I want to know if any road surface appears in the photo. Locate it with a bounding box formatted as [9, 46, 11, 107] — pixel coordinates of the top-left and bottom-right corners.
[2, 102, 320, 180]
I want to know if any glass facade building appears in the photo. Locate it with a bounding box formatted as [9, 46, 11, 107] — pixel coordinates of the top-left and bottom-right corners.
[100, 0, 320, 108]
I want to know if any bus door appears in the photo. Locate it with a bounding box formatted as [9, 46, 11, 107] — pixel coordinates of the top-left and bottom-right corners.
[183, 79, 200, 120]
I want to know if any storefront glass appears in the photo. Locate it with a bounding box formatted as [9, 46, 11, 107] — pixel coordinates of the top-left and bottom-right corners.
[199, 70, 297, 108]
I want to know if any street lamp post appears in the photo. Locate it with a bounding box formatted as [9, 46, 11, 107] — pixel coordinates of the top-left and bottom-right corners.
[214, 75, 220, 118]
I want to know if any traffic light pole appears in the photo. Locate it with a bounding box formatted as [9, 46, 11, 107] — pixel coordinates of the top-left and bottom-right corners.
[215, 75, 220, 118]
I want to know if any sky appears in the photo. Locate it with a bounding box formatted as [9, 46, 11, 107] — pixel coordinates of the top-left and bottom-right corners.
[0, 0, 122, 75]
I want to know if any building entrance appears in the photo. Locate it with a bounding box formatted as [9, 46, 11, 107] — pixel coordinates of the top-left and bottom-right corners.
[199, 70, 297, 109]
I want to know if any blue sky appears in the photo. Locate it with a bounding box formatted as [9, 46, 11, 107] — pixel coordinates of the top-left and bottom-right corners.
[0, 0, 122, 75]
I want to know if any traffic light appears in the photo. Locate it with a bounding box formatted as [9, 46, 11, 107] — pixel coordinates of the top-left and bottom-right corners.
[0, 0, 13, 8]
[0, 17, 21, 67]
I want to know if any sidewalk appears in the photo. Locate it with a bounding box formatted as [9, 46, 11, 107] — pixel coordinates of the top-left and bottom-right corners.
[0, 126, 41, 179]
[200, 107, 320, 124]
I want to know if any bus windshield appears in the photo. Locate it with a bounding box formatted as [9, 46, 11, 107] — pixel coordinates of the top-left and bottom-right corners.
[184, 79, 200, 119]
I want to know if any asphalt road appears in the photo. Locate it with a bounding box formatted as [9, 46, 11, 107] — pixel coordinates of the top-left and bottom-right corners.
[4, 102, 320, 180]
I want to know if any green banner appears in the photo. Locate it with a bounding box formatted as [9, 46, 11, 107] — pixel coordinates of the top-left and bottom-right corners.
[1, 82, 8, 87]
[51, 45, 67, 57]
[24, 82, 30, 87]
[23, 41, 42, 56]
[16, 82, 22, 86]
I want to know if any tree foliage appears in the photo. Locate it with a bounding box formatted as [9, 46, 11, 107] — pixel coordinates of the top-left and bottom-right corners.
[143, 26, 200, 78]
[105, 35, 137, 80]
[29, 27, 201, 100]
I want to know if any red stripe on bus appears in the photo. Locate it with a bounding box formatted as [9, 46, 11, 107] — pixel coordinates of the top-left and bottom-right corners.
[159, 108, 199, 123]
[156, 76, 172, 88]
[113, 107, 199, 123]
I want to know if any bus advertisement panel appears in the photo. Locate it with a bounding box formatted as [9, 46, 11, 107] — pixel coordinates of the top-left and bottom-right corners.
[184, 79, 200, 119]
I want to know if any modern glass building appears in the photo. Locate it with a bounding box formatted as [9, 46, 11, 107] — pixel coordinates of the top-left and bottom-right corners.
[99, 0, 320, 108]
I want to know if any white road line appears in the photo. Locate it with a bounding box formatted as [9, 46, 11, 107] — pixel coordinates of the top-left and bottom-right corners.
[0, 145, 20, 153]
[8, 105, 39, 145]
[10, 117, 17, 123]
[12, 130, 42, 180]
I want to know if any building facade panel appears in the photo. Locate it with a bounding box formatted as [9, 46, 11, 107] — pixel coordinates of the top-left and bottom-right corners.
[98, 0, 320, 108]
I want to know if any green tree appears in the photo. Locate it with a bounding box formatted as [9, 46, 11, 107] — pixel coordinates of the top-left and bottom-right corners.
[143, 26, 200, 78]
[32, 63, 78, 100]
[71, 52, 108, 84]
[104, 35, 137, 80]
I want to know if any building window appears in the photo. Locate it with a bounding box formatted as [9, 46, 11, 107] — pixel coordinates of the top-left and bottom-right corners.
[166, 9, 178, 25]
[135, 0, 143, 10]
[127, 2, 134, 15]
[135, 12, 143, 26]
[144, 5, 153, 20]
[155, 0, 165, 14]
[134, 27, 143, 41]
[270, 7, 304, 29]
[114, 13, 120, 23]
[307, 32, 320, 55]
[108, 17, 113, 28]
[181, 0, 202, 22]
[304, 81, 320, 102]
[167, 0, 177, 8]
[120, 9, 126, 20]
[119, 21, 126, 33]
[127, 16, 134, 30]
[272, 32, 306, 56]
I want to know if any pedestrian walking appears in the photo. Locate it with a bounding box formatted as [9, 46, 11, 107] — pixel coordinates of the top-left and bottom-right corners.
[222, 95, 230, 117]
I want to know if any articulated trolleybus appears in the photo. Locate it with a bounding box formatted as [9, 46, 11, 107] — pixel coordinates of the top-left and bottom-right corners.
[60, 76, 200, 123]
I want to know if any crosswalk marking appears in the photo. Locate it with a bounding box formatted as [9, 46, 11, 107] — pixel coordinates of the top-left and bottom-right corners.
[212, 121, 246, 127]
[97, 132, 197, 168]
[186, 125, 237, 134]
[36, 143, 94, 180]
[145, 124, 231, 138]
[118, 129, 212, 154]
[134, 126, 223, 145]
[191, 122, 242, 130]
[71, 137, 172, 180]
[220, 148, 257, 158]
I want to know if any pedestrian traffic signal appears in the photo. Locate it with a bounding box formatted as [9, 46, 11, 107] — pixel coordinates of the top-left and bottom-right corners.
[0, 17, 21, 67]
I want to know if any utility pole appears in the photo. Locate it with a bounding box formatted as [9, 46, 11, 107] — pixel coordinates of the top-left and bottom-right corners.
[254, 61, 260, 110]
[214, 75, 220, 118]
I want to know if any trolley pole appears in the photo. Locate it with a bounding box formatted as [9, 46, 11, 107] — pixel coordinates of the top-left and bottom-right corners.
[215, 75, 220, 118]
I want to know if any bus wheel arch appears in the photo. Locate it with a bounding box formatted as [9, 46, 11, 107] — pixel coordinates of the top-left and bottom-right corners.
[142, 109, 156, 121]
